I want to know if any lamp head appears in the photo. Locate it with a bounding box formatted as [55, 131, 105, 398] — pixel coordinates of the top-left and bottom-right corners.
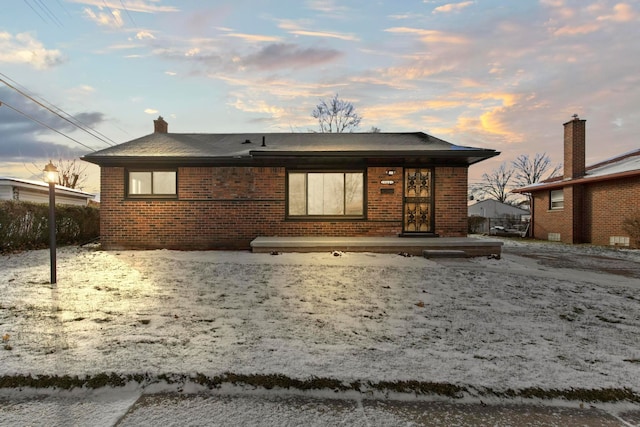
[43, 161, 58, 184]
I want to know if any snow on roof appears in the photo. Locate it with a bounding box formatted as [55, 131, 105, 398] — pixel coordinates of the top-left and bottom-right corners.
[513, 148, 640, 193]
[0, 176, 95, 198]
[585, 149, 640, 178]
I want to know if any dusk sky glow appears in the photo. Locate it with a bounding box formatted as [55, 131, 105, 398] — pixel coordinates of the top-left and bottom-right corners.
[1, 0, 639, 193]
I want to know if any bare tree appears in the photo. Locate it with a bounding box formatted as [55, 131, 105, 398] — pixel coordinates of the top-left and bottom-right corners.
[311, 94, 362, 133]
[50, 158, 89, 189]
[511, 153, 561, 188]
[511, 152, 562, 211]
[475, 162, 516, 204]
[472, 153, 562, 205]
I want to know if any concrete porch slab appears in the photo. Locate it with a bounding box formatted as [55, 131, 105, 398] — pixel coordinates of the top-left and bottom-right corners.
[250, 236, 503, 258]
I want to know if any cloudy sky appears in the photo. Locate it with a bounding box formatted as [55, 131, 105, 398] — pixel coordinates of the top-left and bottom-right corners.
[1, 0, 638, 193]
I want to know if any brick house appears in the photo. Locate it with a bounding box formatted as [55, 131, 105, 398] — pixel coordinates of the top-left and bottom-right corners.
[82, 117, 499, 250]
[513, 116, 640, 248]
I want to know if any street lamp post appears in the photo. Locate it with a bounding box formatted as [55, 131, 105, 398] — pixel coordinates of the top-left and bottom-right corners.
[43, 161, 58, 285]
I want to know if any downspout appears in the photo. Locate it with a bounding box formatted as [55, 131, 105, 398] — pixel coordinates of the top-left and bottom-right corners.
[528, 193, 534, 238]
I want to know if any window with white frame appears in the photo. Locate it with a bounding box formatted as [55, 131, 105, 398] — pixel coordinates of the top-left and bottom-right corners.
[550, 189, 564, 210]
[288, 171, 364, 217]
[128, 170, 177, 197]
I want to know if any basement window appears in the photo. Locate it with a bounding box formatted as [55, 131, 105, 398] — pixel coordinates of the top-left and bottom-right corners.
[287, 171, 364, 218]
[127, 170, 177, 198]
[549, 189, 564, 210]
[609, 236, 630, 247]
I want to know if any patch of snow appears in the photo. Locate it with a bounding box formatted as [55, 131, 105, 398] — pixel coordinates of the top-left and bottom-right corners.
[0, 243, 638, 396]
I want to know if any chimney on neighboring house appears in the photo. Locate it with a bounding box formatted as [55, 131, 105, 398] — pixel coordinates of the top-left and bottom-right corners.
[563, 114, 586, 179]
[154, 116, 168, 133]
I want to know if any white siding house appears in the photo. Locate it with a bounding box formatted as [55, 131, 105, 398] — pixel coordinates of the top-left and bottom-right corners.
[0, 177, 96, 206]
[468, 199, 530, 234]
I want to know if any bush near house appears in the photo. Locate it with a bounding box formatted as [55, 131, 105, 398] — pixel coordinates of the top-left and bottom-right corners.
[622, 213, 640, 248]
[0, 201, 99, 253]
[468, 215, 486, 233]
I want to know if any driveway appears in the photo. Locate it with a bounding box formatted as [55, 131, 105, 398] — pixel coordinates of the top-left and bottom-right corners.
[501, 239, 640, 279]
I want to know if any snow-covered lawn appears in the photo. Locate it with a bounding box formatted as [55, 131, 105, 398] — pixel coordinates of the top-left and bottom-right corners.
[1, 240, 638, 396]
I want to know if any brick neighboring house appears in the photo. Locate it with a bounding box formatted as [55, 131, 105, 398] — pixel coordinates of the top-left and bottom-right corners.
[82, 117, 499, 250]
[513, 116, 640, 248]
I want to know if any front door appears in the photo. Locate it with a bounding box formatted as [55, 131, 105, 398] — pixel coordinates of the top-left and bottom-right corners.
[403, 168, 434, 234]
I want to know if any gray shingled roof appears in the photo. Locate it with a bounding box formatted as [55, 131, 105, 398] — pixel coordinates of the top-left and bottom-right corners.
[82, 132, 498, 166]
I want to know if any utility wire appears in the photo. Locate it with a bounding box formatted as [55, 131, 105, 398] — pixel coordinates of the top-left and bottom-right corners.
[23, 0, 47, 24]
[54, 0, 71, 17]
[120, 0, 137, 27]
[102, 0, 119, 25]
[0, 75, 116, 147]
[0, 99, 98, 152]
[33, 0, 64, 27]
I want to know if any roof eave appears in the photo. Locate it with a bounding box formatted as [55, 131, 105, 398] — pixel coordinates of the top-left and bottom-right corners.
[250, 149, 499, 165]
[82, 149, 499, 167]
[513, 169, 640, 193]
[81, 155, 254, 167]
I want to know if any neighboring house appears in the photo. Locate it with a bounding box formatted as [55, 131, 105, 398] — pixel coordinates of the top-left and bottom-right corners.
[82, 117, 499, 251]
[513, 116, 640, 248]
[0, 176, 96, 206]
[468, 199, 530, 234]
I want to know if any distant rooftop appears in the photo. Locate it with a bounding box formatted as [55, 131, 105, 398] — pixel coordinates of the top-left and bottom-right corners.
[514, 148, 640, 193]
[0, 176, 95, 197]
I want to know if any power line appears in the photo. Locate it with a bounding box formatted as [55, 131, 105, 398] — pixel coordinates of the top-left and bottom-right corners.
[22, 0, 47, 24]
[0, 74, 116, 147]
[0, 99, 99, 152]
[54, 0, 71, 18]
[24, 0, 64, 27]
[120, 0, 137, 27]
[102, 0, 119, 25]
[34, 0, 64, 27]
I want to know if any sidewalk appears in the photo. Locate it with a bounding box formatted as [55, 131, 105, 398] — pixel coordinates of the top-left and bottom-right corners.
[2, 390, 639, 427]
[117, 393, 640, 427]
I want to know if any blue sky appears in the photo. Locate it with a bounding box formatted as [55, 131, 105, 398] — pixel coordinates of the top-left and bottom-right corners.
[1, 0, 639, 193]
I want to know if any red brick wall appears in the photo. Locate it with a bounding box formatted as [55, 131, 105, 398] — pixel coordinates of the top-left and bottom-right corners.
[531, 177, 640, 248]
[434, 167, 468, 237]
[99, 165, 470, 249]
[531, 191, 570, 242]
[563, 118, 586, 179]
[585, 178, 640, 247]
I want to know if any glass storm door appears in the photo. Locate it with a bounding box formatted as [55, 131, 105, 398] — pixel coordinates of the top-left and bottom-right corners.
[403, 168, 433, 233]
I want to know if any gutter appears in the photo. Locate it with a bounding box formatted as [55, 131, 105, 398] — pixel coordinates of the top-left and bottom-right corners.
[82, 149, 500, 167]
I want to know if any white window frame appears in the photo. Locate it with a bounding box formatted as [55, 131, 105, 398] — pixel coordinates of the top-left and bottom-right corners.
[550, 189, 564, 210]
[287, 171, 365, 218]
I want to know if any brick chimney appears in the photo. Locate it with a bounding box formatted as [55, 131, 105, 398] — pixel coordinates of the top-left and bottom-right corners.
[154, 116, 168, 133]
[563, 115, 586, 179]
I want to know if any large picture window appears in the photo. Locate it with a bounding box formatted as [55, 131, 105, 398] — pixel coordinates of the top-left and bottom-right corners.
[128, 170, 177, 197]
[288, 171, 364, 217]
[550, 189, 564, 210]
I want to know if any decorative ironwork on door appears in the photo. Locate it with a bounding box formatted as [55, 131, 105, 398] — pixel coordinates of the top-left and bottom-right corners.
[403, 168, 433, 233]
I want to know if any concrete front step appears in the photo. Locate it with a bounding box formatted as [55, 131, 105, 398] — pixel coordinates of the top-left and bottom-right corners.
[422, 249, 467, 258]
